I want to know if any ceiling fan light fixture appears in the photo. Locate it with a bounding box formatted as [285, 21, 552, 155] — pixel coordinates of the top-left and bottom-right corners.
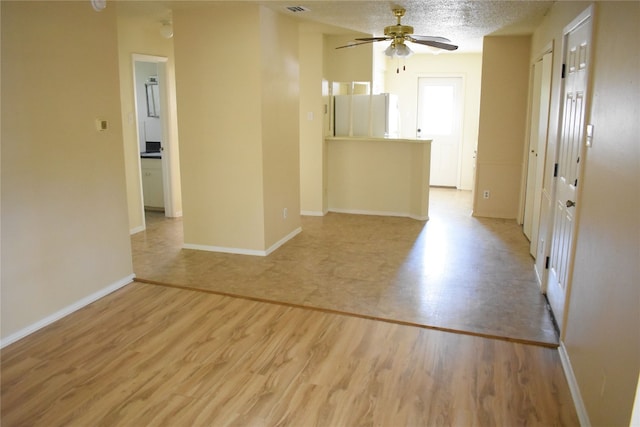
[384, 41, 413, 58]
[384, 43, 397, 57]
[160, 22, 174, 39]
[335, 7, 457, 53]
[395, 43, 413, 57]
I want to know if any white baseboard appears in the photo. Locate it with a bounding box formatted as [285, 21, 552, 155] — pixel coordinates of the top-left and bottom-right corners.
[409, 214, 429, 221]
[329, 208, 427, 221]
[559, 342, 591, 426]
[130, 225, 145, 235]
[183, 242, 266, 256]
[265, 227, 302, 255]
[183, 227, 302, 257]
[1, 274, 135, 349]
[301, 210, 325, 217]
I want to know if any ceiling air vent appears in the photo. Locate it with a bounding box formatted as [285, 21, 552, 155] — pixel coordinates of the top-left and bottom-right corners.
[285, 6, 310, 13]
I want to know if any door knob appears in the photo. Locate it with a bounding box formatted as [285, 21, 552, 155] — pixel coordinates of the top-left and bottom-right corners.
[566, 200, 576, 208]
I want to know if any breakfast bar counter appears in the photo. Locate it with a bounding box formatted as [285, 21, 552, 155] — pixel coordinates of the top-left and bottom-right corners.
[326, 136, 432, 220]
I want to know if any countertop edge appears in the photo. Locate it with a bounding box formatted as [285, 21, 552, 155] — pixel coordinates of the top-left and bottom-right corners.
[325, 136, 432, 144]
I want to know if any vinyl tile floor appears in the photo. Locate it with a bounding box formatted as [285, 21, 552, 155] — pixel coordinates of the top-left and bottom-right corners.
[132, 188, 558, 346]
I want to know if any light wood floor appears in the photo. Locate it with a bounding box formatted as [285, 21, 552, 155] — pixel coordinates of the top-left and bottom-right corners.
[1, 282, 578, 426]
[133, 189, 557, 345]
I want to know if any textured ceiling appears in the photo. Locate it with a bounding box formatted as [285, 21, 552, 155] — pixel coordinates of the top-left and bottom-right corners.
[261, 0, 554, 52]
[116, 0, 554, 53]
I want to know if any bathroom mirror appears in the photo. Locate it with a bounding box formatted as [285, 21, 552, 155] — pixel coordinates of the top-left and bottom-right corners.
[145, 80, 160, 118]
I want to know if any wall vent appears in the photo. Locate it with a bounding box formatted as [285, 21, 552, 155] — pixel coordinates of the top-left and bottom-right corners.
[285, 6, 310, 13]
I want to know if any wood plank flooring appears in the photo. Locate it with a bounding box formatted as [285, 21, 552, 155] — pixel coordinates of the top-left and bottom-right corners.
[1, 282, 578, 426]
[133, 189, 558, 345]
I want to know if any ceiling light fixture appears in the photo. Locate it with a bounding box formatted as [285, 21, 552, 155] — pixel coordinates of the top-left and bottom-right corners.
[160, 21, 173, 39]
[384, 40, 413, 58]
[90, 0, 106, 12]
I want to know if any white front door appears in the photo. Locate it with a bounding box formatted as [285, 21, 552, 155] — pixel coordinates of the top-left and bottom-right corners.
[417, 77, 463, 187]
[547, 9, 592, 336]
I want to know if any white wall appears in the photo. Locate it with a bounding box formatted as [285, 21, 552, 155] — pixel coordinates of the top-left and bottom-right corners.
[474, 36, 531, 218]
[173, 4, 300, 253]
[1, 1, 133, 341]
[299, 31, 327, 215]
[385, 53, 482, 190]
[116, 8, 182, 230]
[548, 2, 639, 425]
[324, 34, 374, 83]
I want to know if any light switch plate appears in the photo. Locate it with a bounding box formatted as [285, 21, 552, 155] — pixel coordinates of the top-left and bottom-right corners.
[586, 124, 594, 147]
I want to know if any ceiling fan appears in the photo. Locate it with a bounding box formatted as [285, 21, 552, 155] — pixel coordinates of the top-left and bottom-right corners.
[336, 8, 458, 57]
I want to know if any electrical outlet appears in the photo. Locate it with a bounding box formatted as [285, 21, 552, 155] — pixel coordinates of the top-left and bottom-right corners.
[283, 208, 288, 219]
[95, 119, 108, 132]
[483, 190, 490, 199]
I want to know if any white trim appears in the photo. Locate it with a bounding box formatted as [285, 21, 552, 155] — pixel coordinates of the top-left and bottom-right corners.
[183, 227, 302, 257]
[132, 54, 168, 64]
[183, 243, 267, 256]
[130, 225, 145, 235]
[301, 210, 325, 217]
[409, 214, 429, 221]
[329, 208, 427, 221]
[559, 342, 591, 426]
[0, 274, 135, 349]
[265, 227, 302, 255]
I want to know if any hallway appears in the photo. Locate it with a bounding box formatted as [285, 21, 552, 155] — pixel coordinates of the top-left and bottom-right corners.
[132, 188, 557, 346]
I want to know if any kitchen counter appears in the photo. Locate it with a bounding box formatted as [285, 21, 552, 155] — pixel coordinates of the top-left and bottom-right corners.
[326, 136, 432, 220]
[325, 136, 429, 144]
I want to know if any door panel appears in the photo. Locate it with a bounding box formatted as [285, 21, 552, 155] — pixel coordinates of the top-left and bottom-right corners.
[547, 12, 591, 336]
[524, 60, 543, 241]
[524, 52, 553, 259]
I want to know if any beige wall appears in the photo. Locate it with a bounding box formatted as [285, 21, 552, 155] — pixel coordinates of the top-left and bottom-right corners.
[116, 8, 181, 233]
[535, 2, 639, 425]
[327, 138, 430, 219]
[324, 35, 374, 83]
[259, 7, 301, 248]
[474, 36, 531, 218]
[299, 31, 327, 215]
[173, 4, 300, 253]
[1, 1, 133, 339]
[385, 53, 482, 190]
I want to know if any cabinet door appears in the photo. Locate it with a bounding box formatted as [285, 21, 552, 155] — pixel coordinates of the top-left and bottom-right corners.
[141, 159, 164, 208]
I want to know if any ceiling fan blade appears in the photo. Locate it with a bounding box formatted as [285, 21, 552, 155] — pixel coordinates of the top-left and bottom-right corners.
[408, 35, 452, 43]
[409, 38, 458, 51]
[354, 37, 391, 42]
[335, 39, 388, 49]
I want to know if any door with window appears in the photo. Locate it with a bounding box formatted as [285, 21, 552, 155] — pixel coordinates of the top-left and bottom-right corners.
[417, 77, 463, 187]
[547, 9, 592, 336]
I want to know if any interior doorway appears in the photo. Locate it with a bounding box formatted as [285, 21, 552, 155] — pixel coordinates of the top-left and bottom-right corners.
[523, 50, 553, 259]
[417, 76, 463, 188]
[132, 54, 181, 225]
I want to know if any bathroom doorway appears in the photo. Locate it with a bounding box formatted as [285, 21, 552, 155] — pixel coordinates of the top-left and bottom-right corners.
[132, 54, 181, 225]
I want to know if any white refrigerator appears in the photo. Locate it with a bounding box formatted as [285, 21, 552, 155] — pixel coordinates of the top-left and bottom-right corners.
[334, 93, 399, 138]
